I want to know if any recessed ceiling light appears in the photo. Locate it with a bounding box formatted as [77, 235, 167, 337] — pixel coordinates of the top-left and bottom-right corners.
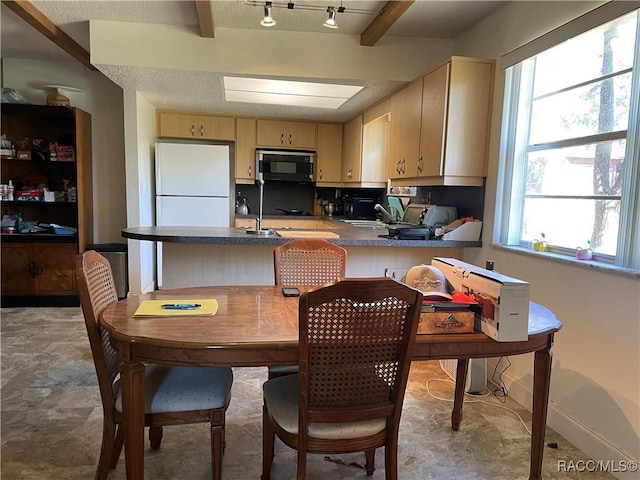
[223, 76, 363, 109]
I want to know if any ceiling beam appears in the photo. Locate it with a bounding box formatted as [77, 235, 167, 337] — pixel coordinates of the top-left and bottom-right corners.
[360, 0, 415, 47]
[1, 0, 97, 71]
[195, 0, 215, 38]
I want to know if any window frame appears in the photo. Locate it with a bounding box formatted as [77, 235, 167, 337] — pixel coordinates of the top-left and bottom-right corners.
[496, 7, 640, 272]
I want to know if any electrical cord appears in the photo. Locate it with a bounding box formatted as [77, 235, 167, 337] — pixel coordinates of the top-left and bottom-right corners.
[490, 356, 511, 403]
[425, 377, 532, 436]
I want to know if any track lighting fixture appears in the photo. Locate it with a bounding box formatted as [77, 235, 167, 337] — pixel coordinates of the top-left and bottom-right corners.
[322, 7, 338, 29]
[249, 1, 380, 29]
[260, 2, 276, 27]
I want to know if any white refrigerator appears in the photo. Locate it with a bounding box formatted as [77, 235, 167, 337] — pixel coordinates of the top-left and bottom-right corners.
[155, 142, 231, 288]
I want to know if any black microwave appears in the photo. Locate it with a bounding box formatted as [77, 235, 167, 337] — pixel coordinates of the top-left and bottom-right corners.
[256, 149, 315, 183]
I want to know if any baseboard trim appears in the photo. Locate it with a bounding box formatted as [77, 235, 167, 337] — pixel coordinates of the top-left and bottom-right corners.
[488, 360, 639, 480]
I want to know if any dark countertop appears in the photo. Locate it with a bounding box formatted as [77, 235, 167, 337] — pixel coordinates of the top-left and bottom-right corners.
[122, 216, 482, 248]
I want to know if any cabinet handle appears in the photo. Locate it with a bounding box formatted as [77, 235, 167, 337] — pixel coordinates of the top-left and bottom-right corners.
[248, 165, 252, 177]
[319, 169, 323, 180]
[417, 156, 423, 174]
[288, 133, 292, 145]
[347, 169, 352, 180]
[200, 125, 204, 137]
[191, 124, 195, 136]
[401, 158, 406, 175]
[281, 133, 285, 145]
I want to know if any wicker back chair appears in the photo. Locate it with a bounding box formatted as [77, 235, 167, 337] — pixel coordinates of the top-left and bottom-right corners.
[76, 250, 233, 480]
[262, 277, 423, 480]
[274, 238, 347, 287]
[269, 239, 347, 380]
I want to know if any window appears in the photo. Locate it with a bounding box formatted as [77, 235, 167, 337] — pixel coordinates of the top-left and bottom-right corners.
[497, 7, 640, 271]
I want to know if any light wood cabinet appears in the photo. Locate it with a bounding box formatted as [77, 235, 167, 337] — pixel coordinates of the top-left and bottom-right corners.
[1, 104, 93, 305]
[341, 116, 363, 183]
[419, 57, 494, 184]
[257, 119, 317, 149]
[388, 78, 423, 179]
[235, 118, 256, 184]
[315, 123, 342, 184]
[157, 111, 235, 141]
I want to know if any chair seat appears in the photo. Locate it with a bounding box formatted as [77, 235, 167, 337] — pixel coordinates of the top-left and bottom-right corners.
[263, 374, 387, 440]
[114, 365, 233, 413]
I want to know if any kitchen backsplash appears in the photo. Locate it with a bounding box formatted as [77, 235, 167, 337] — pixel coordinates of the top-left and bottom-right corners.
[234, 182, 485, 221]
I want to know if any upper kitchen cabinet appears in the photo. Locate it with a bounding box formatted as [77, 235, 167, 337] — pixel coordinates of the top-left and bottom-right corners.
[418, 57, 494, 186]
[316, 123, 342, 185]
[235, 118, 257, 184]
[341, 113, 387, 187]
[256, 119, 317, 149]
[157, 110, 236, 141]
[341, 115, 362, 183]
[387, 78, 423, 180]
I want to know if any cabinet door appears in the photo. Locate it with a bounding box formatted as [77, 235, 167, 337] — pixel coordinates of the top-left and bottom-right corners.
[388, 78, 423, 178]
[286, 122, 317, 149]
[341, 116, 363, 183]
[361, 114, 389, 183]
[34, 244, 76, 295]
[420, 63, 449, 177]
[1, 243, 33, 295]
[443, 58, 493, 178]
[157, 112, 198, 138]
[198, 115, 236, 141]
[235, 118, 257, 183]
[257, 120, 287, 147]
[316, 123, 342, 183]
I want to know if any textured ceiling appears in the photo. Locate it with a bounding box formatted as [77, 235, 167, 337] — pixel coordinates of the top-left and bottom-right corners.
[1, 1, 506, 122]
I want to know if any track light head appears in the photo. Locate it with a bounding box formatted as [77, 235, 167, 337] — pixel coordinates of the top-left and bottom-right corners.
[323, 6, 338, 29]
[260, 2, 276, 27]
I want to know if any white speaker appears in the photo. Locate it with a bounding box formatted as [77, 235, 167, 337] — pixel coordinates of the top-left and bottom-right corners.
[439, 358, 487, 394]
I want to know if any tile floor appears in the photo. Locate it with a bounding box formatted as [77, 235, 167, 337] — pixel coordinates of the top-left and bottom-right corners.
[1, 307, 614, 480]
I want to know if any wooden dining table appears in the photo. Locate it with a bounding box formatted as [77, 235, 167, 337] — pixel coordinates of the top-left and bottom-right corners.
[100, 285, 561, 480]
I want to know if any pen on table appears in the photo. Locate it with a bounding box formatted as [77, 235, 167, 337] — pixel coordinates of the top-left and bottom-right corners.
[161, 303, 202, 310]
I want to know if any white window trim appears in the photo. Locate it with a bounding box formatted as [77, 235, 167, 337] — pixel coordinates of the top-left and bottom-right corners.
[495, 5, 640, 273]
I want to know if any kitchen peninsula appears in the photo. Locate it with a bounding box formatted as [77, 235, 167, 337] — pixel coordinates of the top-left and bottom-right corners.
[122, 218, 481, 289]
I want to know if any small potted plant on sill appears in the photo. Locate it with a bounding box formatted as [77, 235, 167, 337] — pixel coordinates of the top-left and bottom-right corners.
[532, 232, 547, 252]
[576, 240, 593, 260]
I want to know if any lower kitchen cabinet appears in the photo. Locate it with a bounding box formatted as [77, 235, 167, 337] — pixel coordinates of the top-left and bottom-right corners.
[1, 242, 76, 298]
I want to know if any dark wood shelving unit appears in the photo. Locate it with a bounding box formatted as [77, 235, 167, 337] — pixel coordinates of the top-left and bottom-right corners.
[1, 104, 93, 306]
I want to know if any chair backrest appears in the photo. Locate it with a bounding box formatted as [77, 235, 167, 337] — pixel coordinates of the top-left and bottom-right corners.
[273, 239, 347, 287]
[298, 277, 423, 428]
[75, 250, 121, 412]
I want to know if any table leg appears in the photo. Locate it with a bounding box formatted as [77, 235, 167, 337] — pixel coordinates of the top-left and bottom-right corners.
[121, 359, 145, 480]
[451, 358, 469, 431]
[529, 337, 554, 480]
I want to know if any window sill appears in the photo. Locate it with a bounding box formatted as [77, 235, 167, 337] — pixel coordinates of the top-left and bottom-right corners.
[490, 244, 640, 280]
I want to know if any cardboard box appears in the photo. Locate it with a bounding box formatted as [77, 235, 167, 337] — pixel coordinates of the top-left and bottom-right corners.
[418, 308, 474, 334]
[432, 258, 530, 342]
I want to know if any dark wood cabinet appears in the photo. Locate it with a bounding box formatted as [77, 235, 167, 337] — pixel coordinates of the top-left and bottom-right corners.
[1, 104, 92, 306]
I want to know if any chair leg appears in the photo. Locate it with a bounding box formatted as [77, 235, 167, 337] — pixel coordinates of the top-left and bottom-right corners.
[110, 424, 124, 469]
[149, 425, 163, 450]
[384, 440, 399, 480]
[96, 418, 117, 480]
[261, 404, 275, 480]
[211, 422, 224, 480]
[365, 448, 376, 476]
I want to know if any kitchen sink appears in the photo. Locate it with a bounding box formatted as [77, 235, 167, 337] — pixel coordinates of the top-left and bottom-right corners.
[340, 219, 387, 228]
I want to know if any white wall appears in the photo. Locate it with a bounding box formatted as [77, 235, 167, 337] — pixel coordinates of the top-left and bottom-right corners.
[2, 58, 127, 244]
[452, 2, 640, 476]
[122, 89, 156, 295]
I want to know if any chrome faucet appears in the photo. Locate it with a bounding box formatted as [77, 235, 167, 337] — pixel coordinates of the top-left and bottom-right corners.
[374, 203, 398, 223]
